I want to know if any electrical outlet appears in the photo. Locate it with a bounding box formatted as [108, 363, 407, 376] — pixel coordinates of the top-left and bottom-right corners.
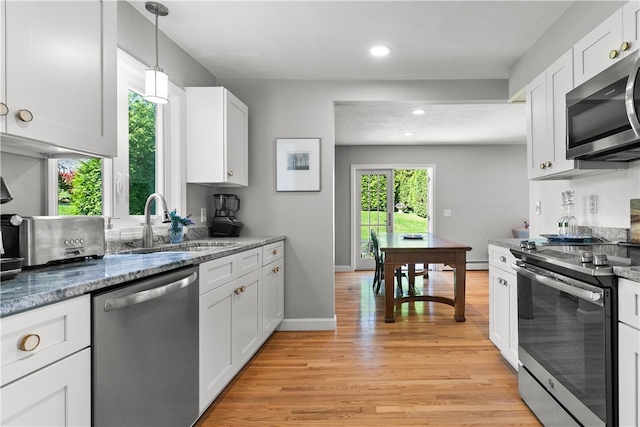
[200, 207, 207, 223]
[444, 209, 452, 217]
[535, 201, 542, 215]
[589, 195, 597, 213]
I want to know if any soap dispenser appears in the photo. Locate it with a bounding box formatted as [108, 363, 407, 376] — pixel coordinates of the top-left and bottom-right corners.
[105, 217, 121, 253]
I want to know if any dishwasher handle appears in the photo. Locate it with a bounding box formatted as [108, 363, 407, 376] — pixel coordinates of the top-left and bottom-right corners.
[104, 271, 198, 312]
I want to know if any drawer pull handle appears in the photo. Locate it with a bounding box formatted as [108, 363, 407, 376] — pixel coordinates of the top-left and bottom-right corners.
[16, 109, 33, 122]
[19, 334, 41, 352]
[499, 255, 506, 263]
[272, 249, 277, 255]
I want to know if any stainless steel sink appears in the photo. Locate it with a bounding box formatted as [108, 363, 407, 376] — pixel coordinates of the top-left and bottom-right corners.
[117, 242, 238, 255]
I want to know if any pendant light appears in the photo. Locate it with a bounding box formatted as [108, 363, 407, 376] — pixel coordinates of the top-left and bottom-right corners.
[144, 2, 169, 104]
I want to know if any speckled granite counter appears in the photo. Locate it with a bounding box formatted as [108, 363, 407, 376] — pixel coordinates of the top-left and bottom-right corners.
[488, 238, 525, 250]
[0, 236, 285, 317]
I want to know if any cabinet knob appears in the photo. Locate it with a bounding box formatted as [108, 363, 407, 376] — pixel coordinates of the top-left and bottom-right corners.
[272, 266, 279, 273]
[499, 255, 506, 263]
[227, 171, 234, 177]
[240, 285, 246, 293]
[18, 333, 41, 352]
[234, 287, 242, 295]
[0, 103, 8, 116]
[539, 161, 552, 169]
[620, 41, 631, 52]
[609, 49, 619, 59]
[16, 109, 33, 122]
[272, 249, 277, 255]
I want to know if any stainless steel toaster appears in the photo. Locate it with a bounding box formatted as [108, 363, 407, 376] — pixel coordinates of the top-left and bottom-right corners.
[0, 215, 105, 267]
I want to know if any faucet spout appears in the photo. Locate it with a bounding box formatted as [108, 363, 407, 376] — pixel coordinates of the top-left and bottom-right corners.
[142, 193, 171, 248]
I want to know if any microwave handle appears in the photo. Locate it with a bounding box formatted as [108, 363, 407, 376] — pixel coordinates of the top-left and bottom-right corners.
[625, 55, 640, 137]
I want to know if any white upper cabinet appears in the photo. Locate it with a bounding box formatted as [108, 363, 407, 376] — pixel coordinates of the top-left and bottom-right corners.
[526, 50, 575, 180]
[574, 1, 639, 87]
[186, 87, 249, 186]
[0, 0, 117, 158]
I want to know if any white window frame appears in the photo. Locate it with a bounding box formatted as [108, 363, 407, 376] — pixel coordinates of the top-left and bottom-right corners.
[46, 49, 186, 238]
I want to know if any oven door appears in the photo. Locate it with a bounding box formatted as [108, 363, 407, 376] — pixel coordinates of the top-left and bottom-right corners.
[513, 262, 614, 427]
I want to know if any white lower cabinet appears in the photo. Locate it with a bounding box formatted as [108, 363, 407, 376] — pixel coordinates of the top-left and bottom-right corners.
[0, 295, 91, 426]
[488, 245, 519, 369]
[618, 278, 640, 425]
[0, 349, 91, 426]
[199, 242, 285, 413]
[262, 242, 285, 337]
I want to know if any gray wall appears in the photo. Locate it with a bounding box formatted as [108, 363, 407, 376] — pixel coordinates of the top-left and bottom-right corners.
[217, 77, 510, 326]
[0, 3, 217, 219]
[335, 145, 529, 267]
[509, 1, 624, 98]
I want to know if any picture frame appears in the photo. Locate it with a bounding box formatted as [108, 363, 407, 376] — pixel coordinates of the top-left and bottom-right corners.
[276, 138, 321, 192]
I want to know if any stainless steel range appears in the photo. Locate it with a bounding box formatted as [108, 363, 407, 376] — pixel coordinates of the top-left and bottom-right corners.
[511, 240, 634, 427]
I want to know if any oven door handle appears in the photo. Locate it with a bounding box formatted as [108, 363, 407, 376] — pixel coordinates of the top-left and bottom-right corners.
[626, 55, 640, 137]
[512, 263, 603, 305]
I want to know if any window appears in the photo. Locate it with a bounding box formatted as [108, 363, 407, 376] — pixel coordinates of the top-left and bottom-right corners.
[48, 50, 186, 232]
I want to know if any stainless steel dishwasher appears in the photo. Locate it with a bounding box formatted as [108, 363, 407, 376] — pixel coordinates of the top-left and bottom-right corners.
[92, 266, 199, 427]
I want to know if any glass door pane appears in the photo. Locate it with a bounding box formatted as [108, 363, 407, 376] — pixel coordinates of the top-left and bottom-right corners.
[356, 170, 392, 270]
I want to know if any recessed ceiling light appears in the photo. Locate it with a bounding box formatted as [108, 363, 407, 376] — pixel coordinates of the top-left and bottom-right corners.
[404, 132, 414, 136]
[411, 109, 426, 115]
[370, 45, 391, 57]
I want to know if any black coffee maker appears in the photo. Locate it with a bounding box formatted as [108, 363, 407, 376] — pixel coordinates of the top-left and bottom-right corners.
[211, 194, 243, 236]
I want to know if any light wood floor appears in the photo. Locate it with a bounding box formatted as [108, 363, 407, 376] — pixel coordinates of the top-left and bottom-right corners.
[195, 270, 541, 426]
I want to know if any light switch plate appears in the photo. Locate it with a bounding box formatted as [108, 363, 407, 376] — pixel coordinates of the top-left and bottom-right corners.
[588, 195, 597, 213]
[535, 201, 541, 215]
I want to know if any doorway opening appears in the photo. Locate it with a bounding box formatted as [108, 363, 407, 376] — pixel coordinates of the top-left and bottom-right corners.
[352, 165, 434, 271]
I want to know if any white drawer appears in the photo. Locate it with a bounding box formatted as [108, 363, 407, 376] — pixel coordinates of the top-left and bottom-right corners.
[619, 278, 640, 330]
[263, 240, 284, 265]
[489, 245, 517, 272]
[200, 254, 237, 295]
[1, 295, 90, 386]
[237, 247, 262, 277]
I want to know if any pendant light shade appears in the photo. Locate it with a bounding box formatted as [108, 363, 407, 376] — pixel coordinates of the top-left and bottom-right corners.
[144, 67, 169, 104]
[144, 2, 169, 104]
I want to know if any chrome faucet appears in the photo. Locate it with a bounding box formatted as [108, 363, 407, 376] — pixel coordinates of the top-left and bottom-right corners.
[142, 193, 171, 248]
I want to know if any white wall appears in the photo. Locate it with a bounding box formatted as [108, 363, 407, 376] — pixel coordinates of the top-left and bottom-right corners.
[217, 77, 510, 327]
[335, 145, 529, 268]
[0, 153, 43, 216]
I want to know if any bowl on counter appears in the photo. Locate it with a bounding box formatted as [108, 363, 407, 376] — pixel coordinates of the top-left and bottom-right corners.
[512, 228, 530, 239]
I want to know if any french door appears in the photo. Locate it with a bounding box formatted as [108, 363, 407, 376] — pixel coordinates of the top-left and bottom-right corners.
[355, 170, 393, 270]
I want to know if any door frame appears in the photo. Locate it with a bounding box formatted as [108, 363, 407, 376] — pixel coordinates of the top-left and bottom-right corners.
[350, 163, 436, 271]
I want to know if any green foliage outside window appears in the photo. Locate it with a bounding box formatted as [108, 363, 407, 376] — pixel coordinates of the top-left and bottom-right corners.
[128, 91, 156, 215]
[69, 159, 102, 215]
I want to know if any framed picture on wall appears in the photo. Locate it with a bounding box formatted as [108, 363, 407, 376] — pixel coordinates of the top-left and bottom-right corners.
[276, 138, 321, 192]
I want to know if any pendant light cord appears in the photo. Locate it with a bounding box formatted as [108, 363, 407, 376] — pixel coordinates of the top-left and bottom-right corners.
[154, 10, 159, 69]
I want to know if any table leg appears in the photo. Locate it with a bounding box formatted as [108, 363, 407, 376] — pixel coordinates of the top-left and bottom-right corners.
[453, 261, 466, 322]
[384, 262, 395, 323]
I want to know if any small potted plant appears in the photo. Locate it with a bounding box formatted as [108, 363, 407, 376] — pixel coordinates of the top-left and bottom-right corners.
[168, 209, 195, 243]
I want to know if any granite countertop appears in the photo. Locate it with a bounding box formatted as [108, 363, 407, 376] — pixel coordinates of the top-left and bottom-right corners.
[488, 238, 525, 250]
[0, 236, 285, 317]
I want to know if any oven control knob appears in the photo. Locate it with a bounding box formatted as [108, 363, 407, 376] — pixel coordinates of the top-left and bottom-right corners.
[593, 254, 608, 266]
[525, 241, 536, 250]
[581, 251, 594, 263]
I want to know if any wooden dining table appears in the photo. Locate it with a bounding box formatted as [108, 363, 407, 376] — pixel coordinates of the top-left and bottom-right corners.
[377, 232, 472, 323]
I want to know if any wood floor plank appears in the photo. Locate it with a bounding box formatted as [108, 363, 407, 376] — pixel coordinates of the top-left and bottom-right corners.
[195, 270, 541, 426]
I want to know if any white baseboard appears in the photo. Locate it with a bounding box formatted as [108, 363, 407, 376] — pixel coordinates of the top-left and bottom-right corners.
[334, 265, 351, 272]
[277, 315, 337, 331]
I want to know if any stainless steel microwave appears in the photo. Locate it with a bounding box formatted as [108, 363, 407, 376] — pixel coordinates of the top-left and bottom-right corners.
[566, 53, 640, 162]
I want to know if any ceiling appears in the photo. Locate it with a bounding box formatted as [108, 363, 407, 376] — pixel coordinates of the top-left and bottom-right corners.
[129, 1, 573, 145]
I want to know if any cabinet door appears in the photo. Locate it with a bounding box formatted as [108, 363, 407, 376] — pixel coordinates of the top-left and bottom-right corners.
[489, 267, 509, 351]
[526, 70, 550, 179]
[507, 274, 519, 368]
[199, 281, 235, 412]
[262, 259, 284, 339]
[622, 0, 640, 58]
[232, 268, 262, 367]
[3, 0, 116, 157]
[225, 90, 249, 186]
[1, 348, 90, 426]
[618, 322, 639, 426]
[545, 50, 574, 176]
[574, 9, 623, 86]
